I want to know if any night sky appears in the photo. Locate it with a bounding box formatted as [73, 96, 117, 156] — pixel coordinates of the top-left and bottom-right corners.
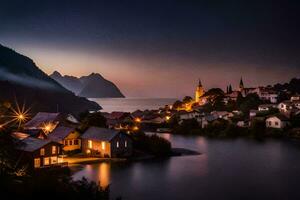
[1, 0, 300, 97]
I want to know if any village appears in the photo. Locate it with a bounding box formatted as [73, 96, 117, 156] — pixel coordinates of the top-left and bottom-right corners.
[1, 78, 300, 172]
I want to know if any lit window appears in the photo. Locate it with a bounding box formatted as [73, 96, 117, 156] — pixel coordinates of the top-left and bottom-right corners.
[64, 140, 68, 146]
[44, 157, 50, 165]
[51, 156, 57, 164]
[88, 140, 93, 148]
[52, 146, 57, 154]
[101, 141, 106, 150]
[69, 140, 73, 145]
[74, 139, 79, 145]
[116, 141, 119, 148]
[125, 140, 127, 148]
[40, 148, 45, 156]
[57, 147, 60, 154]
[34, 158, 40, 168]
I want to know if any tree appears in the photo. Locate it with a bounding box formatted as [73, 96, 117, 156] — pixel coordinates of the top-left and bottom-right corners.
[239, 93, 262, 114]
[182, 96, 193, 104]
[228, 84, 233, 93]
[81, 112, 107, 130]
[173, 100, 183, 109]
[205, 88, 224, 97]
[212, 96, 226, 111]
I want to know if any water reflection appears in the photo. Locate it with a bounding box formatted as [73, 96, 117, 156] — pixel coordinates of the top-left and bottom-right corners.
[99, 162, 110, 188]
[73, 162, 111, 188]
[72, 135, 300, 200]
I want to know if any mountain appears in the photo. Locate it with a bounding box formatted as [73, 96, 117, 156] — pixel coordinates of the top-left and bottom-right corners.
[0, 44, 101, 114]
[50, 71, 83, 95]
[50, 71, 125, 98]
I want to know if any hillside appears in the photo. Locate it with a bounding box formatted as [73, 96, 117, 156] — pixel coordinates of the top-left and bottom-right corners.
[50, 71, 125, 98]
[0, 44, 101, 114]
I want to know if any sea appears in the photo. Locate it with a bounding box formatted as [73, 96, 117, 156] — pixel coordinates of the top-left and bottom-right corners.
[89, 98, 177, 113]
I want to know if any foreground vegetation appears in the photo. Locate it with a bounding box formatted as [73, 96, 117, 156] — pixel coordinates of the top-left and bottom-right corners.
[130, 131, 171, 156]
[0, 129, 110, 199]
[171, 118, 298, 140]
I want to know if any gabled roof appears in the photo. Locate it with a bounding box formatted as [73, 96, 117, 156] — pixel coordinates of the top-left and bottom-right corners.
[131, 110, 144, 118]
[280, 100, 293, 105]
[16, 137, 52, 152]
[258, 104, 277, 108]
[105, 112, 130, 120]
[81, 127, 119, 141]
[48, 126, 75, 142]
[25, 112, 60, 128]
[267, 114, 289, 121]
[11, 132, 30, 140]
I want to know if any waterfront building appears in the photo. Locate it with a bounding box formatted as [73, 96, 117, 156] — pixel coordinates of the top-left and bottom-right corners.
[266, 115, 290, 129]
[16, 137, 65, 170]
[48, 126, 81, 152]
[195, 79, 205, 104]
[81, 127, 132, 158]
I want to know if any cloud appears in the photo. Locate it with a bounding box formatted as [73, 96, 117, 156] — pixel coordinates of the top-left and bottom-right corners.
[0, 67, 58, 90]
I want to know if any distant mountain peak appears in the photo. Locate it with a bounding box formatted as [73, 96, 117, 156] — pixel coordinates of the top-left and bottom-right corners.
[0, 44, 101, 114]
[51, 71, 62, 78]
[87, 72, 103, 79]
[51, 70, 124, 98]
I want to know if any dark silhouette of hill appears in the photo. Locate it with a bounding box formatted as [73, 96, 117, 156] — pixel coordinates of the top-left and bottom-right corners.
[0, 44, 101, 114]
[51, 71, 124, 98]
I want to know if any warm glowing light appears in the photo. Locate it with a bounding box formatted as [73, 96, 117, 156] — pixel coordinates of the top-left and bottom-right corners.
[42, 122, 55, 134]
[86, 149, 91, 154]
[99, 162, 110, 188]
[88, 140, 93, 148]
[10, 101, 30, 128]
[165, 116, 171, 121]
[101, 141, 106, 150]
[133, 126, 139, 131]
[134, 117, 141, 123]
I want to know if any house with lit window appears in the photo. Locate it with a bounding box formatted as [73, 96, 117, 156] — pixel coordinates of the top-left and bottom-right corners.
[24, 112, 79, 135]
[102, 112, 132, 128]
[266, 115, 290, 129]
[16, 137, 66, 170]
[81, 127, 132, 158]
[47, 126, 81, 152]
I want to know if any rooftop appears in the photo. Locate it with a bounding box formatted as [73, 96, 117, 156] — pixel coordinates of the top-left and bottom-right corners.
[81, 127, 119, 141]
[16, 137, 52, 152]
[25, 112, 60, 128]
[48, 126, 75, 142]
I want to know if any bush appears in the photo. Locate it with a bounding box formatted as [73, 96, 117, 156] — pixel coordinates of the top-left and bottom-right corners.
[132, 132, 171, 156]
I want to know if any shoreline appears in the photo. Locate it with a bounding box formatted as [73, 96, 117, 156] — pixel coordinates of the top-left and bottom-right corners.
[66, 147, 201, 165]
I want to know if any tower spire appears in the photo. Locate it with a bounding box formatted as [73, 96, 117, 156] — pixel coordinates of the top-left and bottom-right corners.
[239, 77, 244, 87]
[198, 78, 202, 87]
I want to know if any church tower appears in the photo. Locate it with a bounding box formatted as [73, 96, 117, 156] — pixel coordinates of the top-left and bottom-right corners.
[239, 77, 244, 92]
[195, 79, 205, 103]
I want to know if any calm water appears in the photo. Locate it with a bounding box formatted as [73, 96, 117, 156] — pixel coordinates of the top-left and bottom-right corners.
[72, 134, 300, 200]
[89, 98, 177, 113]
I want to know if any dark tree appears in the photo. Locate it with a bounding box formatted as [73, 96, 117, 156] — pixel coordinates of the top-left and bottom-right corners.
[81, 112, 107, 130]
[173, 100, 183, 109]
[182, 96, 193, 104]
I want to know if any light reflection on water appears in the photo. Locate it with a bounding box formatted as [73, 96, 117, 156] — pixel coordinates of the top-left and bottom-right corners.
[72, 134, 300, 200]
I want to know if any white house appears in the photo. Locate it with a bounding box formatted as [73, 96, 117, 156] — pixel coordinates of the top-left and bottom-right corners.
[266, 115, 289, 129]
[291, 95, 300, 102]
[258, 104, 277, 112]
[211, 111, 230, 120]
[293, 100, 300, 109]
[249, 110, 259, 118]
[178, 111, 200, 120]
[278, 101, 294, 113]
